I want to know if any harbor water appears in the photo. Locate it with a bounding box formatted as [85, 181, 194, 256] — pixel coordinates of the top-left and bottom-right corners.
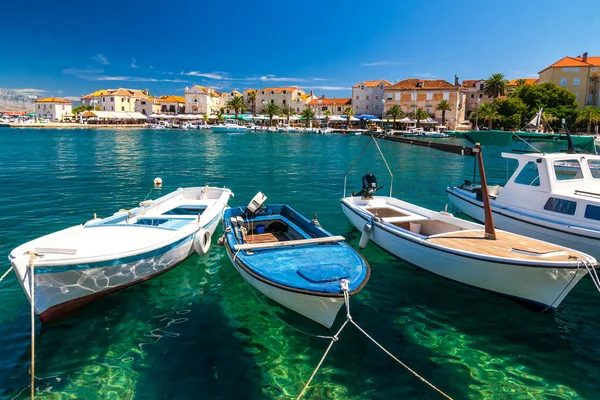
[0, 127, 599, 399]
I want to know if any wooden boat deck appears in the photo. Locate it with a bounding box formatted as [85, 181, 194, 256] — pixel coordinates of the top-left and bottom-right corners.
[245, 231, 290, 244]
[426, 230, 588, 261]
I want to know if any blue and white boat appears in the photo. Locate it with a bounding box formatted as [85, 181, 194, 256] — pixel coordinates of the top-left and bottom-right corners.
[9, 186, 233, 322]
[223, 193, 370, 328]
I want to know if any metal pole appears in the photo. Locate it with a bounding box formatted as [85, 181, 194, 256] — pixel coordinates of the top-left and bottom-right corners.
[475, 145, 496, 240]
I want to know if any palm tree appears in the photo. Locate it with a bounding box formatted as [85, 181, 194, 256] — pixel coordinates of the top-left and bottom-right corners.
[477, 103, 500, 130]
[247, 90, 256, 114]
[484, 73, 509, 98]
[576, 106, 600, 135]
[384, 105, 404, 128]
[542, 111, 557, 133]
[217, 107, 225, 121]
[301, 107, 315, 128]
[226, 95, 246, 121]
[263, 103, 280, 126]
[281, 105, 295, 124]
[435, 100, 452, 126]
[514, 79, 527, 87]
[408, 107, 429, 127]
[343, 106, 354, 128]
[323, 109, 332, 125]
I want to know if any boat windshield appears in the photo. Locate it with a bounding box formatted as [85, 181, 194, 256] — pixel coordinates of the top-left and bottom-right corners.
[514, 161, 540, 186]
[553, 159, 583, 181]
[587, 159, 600, 179]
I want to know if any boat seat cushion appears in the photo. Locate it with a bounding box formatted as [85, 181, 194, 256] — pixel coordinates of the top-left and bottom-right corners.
[297, 264, 349, 283]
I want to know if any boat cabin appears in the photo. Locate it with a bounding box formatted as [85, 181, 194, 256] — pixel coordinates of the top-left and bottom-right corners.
[496, 152, 600, 225]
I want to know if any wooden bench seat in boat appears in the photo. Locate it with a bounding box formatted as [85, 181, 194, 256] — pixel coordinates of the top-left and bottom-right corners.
[426, 230, 588, 261]
[381, 216, 428, 224]
[234, 235, 345, 251]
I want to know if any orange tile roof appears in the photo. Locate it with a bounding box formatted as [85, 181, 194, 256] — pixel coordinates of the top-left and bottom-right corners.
[158, 95, 185, 103]
[539, 55, 600, 73]
[508, 78, 538, 86]
[308, 98, 351, 106]
[388, 79, 457, 90]
[259, 87, 302, 93]
[82, 89, 111, 99]
[35, 97, 72, 104]
[352, 80, 392, 88]
[461, 80, 482, 87]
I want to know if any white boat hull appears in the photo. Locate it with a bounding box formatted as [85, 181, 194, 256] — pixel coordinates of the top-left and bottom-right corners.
[9, 187, 229, 322]
[447, 188, 600, 260]
[226, 248, 344, 328]
[341, 200, 589, 309]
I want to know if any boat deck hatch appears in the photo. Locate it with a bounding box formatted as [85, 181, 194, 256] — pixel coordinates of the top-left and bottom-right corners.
[297, 264, 349, 283]
[134, 218, 192, 230]
[163, 205, 207, 216]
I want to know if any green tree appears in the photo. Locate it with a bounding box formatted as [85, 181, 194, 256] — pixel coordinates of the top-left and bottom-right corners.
[514, 79, 527, 88]
[484, 73, 509, 98]
[247, 90, 256, 114]
[343, 106, 354, 127]
[385, 104, 404, 128]
[511, 82, 578, 128]
[323, 109, 331, 124]
[226, 95, 246, 121]
[495, 97, 528, 129]
[217, 107, 225, 121]
[435, 100, 452, 126]
[301, 107, 315, 128]
[477, 102, 500, 130]
[263, 103, 280, 126]
[281, 105, 295, 124]
[408, 107, 429, 127]
[576, 106, 600, 135]
[72, 105, 94, 114]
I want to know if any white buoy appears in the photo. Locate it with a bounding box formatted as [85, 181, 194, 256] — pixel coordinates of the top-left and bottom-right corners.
[154, 177, 163, 187]
[193, 229, 211, 256]
[359, 220, 373, 249]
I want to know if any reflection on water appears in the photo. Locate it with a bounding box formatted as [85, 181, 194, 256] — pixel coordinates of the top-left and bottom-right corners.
[0, 128, 599, 399]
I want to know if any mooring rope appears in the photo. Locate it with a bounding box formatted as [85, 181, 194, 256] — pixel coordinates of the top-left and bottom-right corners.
[0, 266, 13, 283]
[25, 251, 40, 400]
[296, 282, 454, 400]
[581, 259, 600, 293]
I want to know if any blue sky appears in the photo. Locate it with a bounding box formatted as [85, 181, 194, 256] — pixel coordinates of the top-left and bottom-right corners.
[0, 0, 598, 100]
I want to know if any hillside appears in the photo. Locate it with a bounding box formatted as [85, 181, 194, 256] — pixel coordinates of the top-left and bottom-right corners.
[0, 89, 39, 112]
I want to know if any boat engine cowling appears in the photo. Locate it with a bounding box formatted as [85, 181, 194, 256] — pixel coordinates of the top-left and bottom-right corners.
[356, 174, 382, 198]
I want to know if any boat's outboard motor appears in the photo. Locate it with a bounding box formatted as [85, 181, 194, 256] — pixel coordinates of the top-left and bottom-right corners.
[352, 174, 383, 198]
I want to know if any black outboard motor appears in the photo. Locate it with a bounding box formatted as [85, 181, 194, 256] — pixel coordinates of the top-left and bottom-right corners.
[352, 173, 383, 198]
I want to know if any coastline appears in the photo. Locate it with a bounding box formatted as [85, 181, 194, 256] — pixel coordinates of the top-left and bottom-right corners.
[0, 122, 147, 129]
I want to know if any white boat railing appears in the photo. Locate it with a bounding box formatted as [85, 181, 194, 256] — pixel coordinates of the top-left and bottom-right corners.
[343, 136, 393, 198]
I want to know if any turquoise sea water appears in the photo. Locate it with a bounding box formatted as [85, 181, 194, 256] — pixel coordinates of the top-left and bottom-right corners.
[0, 127, 599, 399]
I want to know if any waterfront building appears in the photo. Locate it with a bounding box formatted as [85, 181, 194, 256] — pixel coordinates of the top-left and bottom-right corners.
[307, 96, 352, 116]
[135, 97, 160, 116]
[158, 95, 185, 114]
[81, 88, 149, 112]
[243, 89, 257, 113]
[538, 52, 600, 108]
[255, 87, 305, 112]
[34, 97, 72, 120]
[352, 80, 391, 116]
[384, 78, 466, 128]
[184, 85, 224, 115]
[462, 80, 493, 116]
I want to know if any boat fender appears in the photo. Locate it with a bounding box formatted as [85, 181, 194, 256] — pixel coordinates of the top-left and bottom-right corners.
[359, 220, 373, 249]
[194, 229, 211, 256]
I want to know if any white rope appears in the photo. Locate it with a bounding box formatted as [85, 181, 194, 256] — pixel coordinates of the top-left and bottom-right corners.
[0, 266, 13, 283]
[582, 259, 600, 293]
[296, 280, 454, 400]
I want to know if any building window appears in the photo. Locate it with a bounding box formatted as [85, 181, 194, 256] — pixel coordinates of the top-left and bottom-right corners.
[111, 97, 114, 101]
[366, 105, 369, 110]
[573, 78, 580, 86]
[271, 91, 274, 94]
[479, 94, 484, 98]
[355, 105, 358, 109]
[271, 99, 274, 104]
[470, 94, 475, 98]
[375, 96, 379, 100]
[479, 84, 484, 91]
[544, 197, 577, 215]
[121, 106, 125, 111]
[283, 99, 286, 104]
[443, 92, 449, 100]
[411, 92, 416, 101]
[366, 95, 369, 100]
[387, 94, 392, 100]
[102, 97, 105, 102]
[426, 92, 433, 101]
[337, 106, 341, 112]
[560, 78, 567, 86]
[356, 96, 359, 100]
[361, 85, 364, 90]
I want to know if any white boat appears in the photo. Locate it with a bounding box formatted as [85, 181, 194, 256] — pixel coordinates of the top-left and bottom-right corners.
[342, 136, 599, 310]
[211, 123, 247, 133]
[8, 186, 233, 322]
[447, 150, 600, 260]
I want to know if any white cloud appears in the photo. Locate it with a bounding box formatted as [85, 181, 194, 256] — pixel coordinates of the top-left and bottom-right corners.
[149, 65, 154, 69]
[258, 75, 307, 82]
[13, 88, 48, 94]
[63, 67, 104, 78]
[95, 75, 188, 83]
[413, 72, 438, 79]
[183, 71, 228, 80]
[63, 96, 81, 101]
[93, 54, 109, 65]
[360, 61, 406, 67]
[131, 58, 138, 69]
